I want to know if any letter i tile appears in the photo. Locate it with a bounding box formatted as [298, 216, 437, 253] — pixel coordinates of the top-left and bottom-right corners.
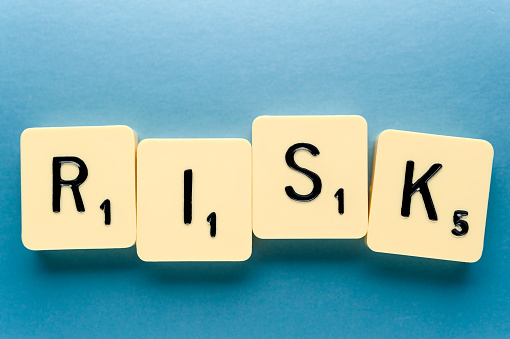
[136, 139, 252, 262]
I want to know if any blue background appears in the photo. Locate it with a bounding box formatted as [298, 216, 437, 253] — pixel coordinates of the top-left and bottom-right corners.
[1, 1, 509, 337]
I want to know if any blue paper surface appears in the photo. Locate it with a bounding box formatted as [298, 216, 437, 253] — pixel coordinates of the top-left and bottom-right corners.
[1, 1, 509, 337]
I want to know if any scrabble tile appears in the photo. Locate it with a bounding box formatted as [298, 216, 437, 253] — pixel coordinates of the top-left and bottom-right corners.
[367, 130, 494, 262]
[20, 126, 137, 250]
[252, 115, 368, 239]
[136, 139, 252, 261]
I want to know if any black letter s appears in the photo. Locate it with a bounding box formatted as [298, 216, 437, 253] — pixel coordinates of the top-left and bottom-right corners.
[285, 143, 322, 202]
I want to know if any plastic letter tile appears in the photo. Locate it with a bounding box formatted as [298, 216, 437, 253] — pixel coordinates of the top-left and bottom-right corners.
[20, 126, 137, 250]
[252, 115, 368, 239]
[367, 130, 494, 262]
[136, 139, 252, 262]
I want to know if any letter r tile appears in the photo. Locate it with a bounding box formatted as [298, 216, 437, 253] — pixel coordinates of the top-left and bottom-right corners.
[367, 130, 494, 262]
[20, 126, 137, 250]
[252, 115, 368, 239]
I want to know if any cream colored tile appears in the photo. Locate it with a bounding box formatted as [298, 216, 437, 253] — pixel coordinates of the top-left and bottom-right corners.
[253, 115, 368, 239]
[367, 130, 494, 262]
[21, 126, 137, 250]
[136, 139, 252, 262]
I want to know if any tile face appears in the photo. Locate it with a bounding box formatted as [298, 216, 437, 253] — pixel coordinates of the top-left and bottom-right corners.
[20, 126, 137, 250]
[136, 139, 252, 262]
[367, 130, 494, 262]
[252, 115, 368, 239]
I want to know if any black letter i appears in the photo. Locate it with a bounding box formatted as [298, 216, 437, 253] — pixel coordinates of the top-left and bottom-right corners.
[184, 169, 192, 225]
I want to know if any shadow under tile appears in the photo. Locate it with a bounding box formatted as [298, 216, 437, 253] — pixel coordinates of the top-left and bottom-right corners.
[36, 245, 141, 273]
[141, 260, 253, 285]
[363, 249, 470, 287]
[251, 236, 366, 263]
